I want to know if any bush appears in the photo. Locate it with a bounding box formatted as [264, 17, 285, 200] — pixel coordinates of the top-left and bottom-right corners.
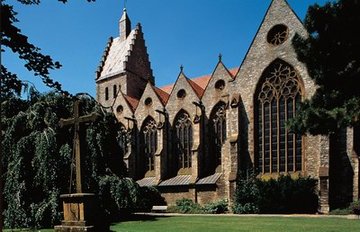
[203, 199, 228, 214]
[257, 175, 318, 213]
[175, 198, 203, 214]
[330, 208, 352, 215]
[232, 171, 259, 214]
[136, 186, 166, 212]
[350, 201, 360, 215]
[233, 173, 318, 214]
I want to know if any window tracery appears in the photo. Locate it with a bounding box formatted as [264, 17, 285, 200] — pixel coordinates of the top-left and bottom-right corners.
[256, 60, 302, 173]
[141, 118, 157, 173]
[174, 111, 193, 169]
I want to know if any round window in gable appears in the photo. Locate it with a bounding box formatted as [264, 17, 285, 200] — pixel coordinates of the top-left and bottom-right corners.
[215, 79, 225, 90]
[177, 89, 186, 99]
[116, 105, 123, 114]
[267, 24, 289, 46]
[144, 97, 153, 106]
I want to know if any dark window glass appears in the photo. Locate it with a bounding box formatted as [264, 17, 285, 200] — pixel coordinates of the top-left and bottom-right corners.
[256, 60, 302, 174]
[174, 111, 193, 169]
[141, 118, 157, 173]
[209, 102, 227, 173]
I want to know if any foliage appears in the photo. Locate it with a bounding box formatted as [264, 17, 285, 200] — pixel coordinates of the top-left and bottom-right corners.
[135, 186, 166, 212]
[1, 92, 134, 229]
[202, 199, 228, 214]
[256, 175, 318, 213]
[173, 198, 203, 214]
[330, 207, 352, 215]
[233, 174, 318, 214]
[289, 0, 360, 135]
[350, 200, 360, 215]
[232, 171, 259, 214]
[168, 198, 228, 214]
[0, 0, 95, 99]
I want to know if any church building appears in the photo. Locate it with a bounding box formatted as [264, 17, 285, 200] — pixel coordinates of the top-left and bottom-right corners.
[95, 0, 359, 213]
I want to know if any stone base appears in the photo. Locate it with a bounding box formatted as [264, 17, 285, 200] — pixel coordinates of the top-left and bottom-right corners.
[54, 193, 96, 232]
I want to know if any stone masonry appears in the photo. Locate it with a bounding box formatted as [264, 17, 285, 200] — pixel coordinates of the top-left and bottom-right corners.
[95, 0, 359, 213]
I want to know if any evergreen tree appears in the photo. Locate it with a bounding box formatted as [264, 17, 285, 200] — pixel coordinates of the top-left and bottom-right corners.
[290, 0, 360, 135]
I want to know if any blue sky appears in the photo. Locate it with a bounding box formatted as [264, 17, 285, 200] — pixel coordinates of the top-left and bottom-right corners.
[3, 0, 329, 97]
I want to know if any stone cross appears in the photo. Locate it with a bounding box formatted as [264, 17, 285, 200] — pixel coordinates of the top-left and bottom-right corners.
[59, 100, 98, 193]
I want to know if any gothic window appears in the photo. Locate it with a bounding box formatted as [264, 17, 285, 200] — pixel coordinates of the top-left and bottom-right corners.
[209, 102, 227, 173]
[267, 24, 289, 46]
[174, 111, 193, 170]
[113, 85, 117, 98]
[105, 87, 109, 100]
[255, 59, 303, 174]
[141, 117, 157, 173]
[117, 124, 128, 156]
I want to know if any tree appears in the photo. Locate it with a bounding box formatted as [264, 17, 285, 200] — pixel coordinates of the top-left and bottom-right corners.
[290, 0, 360, 135]
[0, 0, 94, 99]
[1, 92, 140, 229]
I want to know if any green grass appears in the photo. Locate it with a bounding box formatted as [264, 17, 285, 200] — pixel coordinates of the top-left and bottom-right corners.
[110, 215, 360, 232]
[4, 215, 359, 232]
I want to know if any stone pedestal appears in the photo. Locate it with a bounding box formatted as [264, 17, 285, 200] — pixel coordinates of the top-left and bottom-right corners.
[54, 193, 96, 232]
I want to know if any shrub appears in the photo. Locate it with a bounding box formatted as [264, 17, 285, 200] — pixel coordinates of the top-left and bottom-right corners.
[175, 198, 203, 214]
[203, 199, 228, 214]
[136, 186, 166, 212]
[257, 175, 318, 213]
[232, 171, 260, 214]
[233, 173, 318, 214]
[350, 201, 360, 215]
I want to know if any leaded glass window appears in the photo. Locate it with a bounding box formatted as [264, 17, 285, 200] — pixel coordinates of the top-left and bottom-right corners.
[174, 111, 193, 169]
[209, 102, 226, 173]
[256, 59, 303, 173]
[141, 118, 157, 172]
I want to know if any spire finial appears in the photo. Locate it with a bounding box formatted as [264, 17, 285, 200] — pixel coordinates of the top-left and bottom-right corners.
[180, 65, 184, 72]
[218, 53, 222, 62]
[124, 0, 127, 9]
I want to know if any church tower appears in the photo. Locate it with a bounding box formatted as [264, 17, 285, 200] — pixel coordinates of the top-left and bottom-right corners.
[96, 7, 154, 108]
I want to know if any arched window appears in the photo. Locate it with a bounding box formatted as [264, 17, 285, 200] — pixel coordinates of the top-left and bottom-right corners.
[141, 117, 157, 174]
[105, 87, 109, 100]
[209, 102, 226, 173]
[113, 85, 117, 98]
[174, 111, 193, 170]
[255, 59, 303, 174]
[117, 123, 128, 156]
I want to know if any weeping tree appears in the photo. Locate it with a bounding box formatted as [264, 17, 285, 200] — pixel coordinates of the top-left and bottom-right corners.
[1, 92, 139, 229]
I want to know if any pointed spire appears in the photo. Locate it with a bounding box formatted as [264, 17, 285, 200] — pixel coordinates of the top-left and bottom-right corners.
[119, 8, 131, 41]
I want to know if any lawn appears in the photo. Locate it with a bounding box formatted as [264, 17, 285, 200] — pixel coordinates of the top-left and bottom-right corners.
[4, 215, 359, 232]
[110, 215, 360, 232]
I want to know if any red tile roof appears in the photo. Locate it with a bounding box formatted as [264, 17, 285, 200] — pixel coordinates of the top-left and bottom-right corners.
[159, 66, 239, 95]
[187, 78, 205, 98]
[124, 94, 139, 112]
[152, 86, 169, 105]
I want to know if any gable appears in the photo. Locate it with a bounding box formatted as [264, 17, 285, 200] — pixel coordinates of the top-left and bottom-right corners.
[135, 83, 167, 126]
[165, 72, 201, 124]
